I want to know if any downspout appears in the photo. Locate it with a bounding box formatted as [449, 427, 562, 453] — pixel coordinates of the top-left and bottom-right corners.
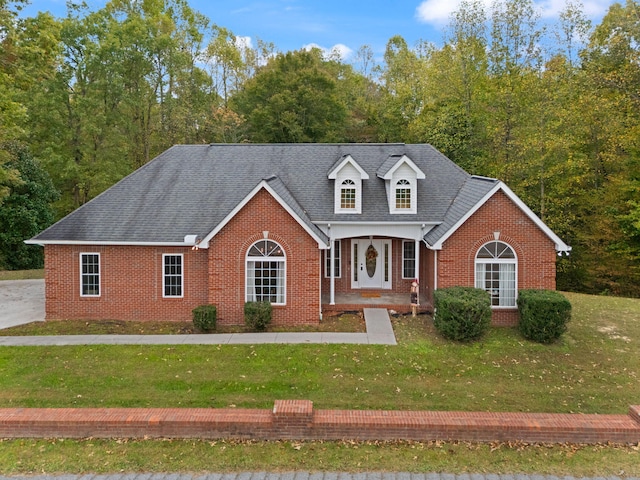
[330, 241, 336, 305]
[319, 247, 323, 321]
[414, 239, 420, 283]
[329, 224, 335, 305]
[433, 249, 438, 291]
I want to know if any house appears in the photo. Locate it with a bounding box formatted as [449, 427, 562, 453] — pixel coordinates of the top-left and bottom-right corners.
[27, 143, 571, 327]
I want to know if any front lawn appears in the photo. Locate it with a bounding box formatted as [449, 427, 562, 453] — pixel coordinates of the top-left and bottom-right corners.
[0, 291, 638, 475]
[0, 292, 637, 414]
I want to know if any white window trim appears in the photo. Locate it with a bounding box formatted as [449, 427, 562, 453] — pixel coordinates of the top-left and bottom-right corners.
[80, 252, 101, 297]
[390, 177, 417, 214]
[474, 241, 518, 308]
[402, 240, 416, 279]
[245, 239, 286, 305]
[324, 240, 341, 278]
[335, 177, 361, 214]
[163, 253, 184, 298]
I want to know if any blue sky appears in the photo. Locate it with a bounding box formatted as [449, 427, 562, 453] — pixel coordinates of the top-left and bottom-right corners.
[23, 0, 620, 61]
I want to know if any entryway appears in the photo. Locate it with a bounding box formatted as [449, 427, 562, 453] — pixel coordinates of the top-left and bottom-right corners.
[351, 239, 391, 289]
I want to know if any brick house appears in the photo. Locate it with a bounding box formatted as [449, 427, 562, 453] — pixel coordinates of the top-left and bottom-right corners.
[27, 144, 570, 327]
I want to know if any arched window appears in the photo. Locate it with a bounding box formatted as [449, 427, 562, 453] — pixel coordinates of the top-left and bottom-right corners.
[475, 241, 517, 307]
[340, 179, 356, 209]
[395, 179, 411, 209]
[246, 239, 286, 304]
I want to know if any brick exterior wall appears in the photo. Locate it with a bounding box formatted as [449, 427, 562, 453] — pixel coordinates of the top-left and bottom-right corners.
[438, 190, 558, 326]
[1, 401, 639, 444]
[43, 245, 209, 322]
[207, 188, 321, 326]
[42, 189, 558, 327]
[43, 188, 321, 326]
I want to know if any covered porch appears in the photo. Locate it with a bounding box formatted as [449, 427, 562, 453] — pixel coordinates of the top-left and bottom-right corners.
[321, 291, 432, 316]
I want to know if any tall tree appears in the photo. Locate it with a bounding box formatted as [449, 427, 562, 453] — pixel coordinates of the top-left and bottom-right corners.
[231, 48, 348, 143]
[407, 0, 489, 171]
[486, 0, 544, 182]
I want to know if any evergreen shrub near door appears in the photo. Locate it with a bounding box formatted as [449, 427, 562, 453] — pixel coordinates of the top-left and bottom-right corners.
[433, 287, 491, 342]
[517, 290, 571, 343]
[192, 305, 217, 332]
[244, 301, 272, 331]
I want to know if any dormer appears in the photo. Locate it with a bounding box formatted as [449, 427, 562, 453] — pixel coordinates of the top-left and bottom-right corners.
[328, 154, 369, 214]
[376, 154, 425, 214]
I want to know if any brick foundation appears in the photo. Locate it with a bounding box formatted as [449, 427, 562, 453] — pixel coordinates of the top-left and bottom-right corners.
[1, 401, 638, 444]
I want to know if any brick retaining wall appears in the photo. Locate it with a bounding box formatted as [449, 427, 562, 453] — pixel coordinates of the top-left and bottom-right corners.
[1, 401, 639, 444]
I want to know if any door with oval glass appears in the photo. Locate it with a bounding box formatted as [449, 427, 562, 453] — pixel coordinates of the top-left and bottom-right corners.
[352, 239, 391, 289]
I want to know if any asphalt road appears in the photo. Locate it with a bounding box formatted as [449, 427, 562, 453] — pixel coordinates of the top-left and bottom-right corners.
[0, 279, 45, 329]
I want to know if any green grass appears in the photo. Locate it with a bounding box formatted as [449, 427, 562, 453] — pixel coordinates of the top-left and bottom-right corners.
[0, 269, 44, 280]
[0, 438, 638, 476]
[0, 291, 638, 474]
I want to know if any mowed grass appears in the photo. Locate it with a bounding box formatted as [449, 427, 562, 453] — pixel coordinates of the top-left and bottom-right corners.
[0, 292, 637, 413]
[0, 291, 638, 475]
[0, 269, 44, 280]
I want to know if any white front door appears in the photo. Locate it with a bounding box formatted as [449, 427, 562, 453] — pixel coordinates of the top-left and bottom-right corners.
[352, 239, 391, 289]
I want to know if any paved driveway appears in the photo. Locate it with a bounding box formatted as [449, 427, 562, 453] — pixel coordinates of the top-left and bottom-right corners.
[0, 279, 45, 329]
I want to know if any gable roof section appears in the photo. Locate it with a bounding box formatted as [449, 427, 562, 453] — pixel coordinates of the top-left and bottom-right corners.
[327, 154, 369, 179]
[424, 176, 572, 253]
[376, 154, 426, 180]
[200, 176, 329, 249]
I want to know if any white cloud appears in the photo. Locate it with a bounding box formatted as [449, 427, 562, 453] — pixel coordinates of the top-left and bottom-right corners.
[303, 43, 354, 61]
[415, 0, 615, 24]
[235, 35, 253, 50]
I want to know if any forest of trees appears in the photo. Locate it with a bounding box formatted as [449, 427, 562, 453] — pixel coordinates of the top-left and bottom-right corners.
[1, 0, 639, 296]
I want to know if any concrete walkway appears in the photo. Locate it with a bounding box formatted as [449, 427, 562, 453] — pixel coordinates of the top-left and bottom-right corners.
[0, 308, 396, 346]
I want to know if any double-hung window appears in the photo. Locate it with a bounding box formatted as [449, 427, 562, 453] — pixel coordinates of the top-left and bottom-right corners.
[402, 240, 416, 279]
[475, 241, 517, 307]
[163, 254, 183, 297]
[324, 240, 341, 278]
[246, 239, 286, 304]
[80, 253, 100, 297]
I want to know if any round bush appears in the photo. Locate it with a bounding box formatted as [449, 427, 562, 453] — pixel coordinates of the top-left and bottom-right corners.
[192, 305, 217, 332]
[433, 286, 492, 342]
[244, 301, 272, 331]
[517, 290, 571, 343]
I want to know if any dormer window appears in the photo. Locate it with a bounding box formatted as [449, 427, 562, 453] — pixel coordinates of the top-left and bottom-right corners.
[377, 154, 424, 214]
[341, 179, 356, 209]
[395, 179, 411, 209]
[328, 154, 369, 214]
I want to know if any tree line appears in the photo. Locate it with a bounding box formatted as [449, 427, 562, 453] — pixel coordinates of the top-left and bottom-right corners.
[1, 0, 639, 296]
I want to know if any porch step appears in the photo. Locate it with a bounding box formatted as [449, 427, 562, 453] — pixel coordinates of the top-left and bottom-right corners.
[363, 308, 396, 345]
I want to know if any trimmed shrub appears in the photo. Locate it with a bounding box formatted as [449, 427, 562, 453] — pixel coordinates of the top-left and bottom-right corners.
[244, 301, 272, 331]
[433, 286, 492, 342]
[517, 290, 571, 343]
[192, 305, 217, 332]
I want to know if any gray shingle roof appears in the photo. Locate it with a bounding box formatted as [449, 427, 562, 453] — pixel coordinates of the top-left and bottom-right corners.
[423, 175, 499, 247]
[30, 143, 487, 246]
